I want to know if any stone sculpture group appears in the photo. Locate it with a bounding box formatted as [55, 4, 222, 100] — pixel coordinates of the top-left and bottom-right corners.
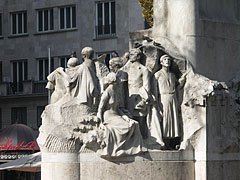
[38, 40, 232, 158]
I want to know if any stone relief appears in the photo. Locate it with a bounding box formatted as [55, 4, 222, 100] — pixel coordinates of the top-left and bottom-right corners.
[37, 41, 240, 158]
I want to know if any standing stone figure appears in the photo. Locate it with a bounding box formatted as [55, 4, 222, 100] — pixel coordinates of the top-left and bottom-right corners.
[66, 47, 99, 108]
[122, 48, 151, 139]
[154, 54, 183, 149]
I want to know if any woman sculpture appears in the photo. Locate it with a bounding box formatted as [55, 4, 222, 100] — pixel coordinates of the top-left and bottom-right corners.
[97, 72, 145, 157]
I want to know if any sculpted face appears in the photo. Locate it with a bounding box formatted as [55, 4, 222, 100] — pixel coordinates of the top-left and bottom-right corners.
[160, 55, 171, 67]
[129, 49, 141, 62]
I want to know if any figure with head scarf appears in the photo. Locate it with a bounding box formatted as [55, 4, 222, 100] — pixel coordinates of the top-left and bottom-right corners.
[154, 54, 184, 149]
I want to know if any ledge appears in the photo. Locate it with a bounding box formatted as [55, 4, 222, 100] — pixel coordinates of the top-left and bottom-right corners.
[0, 93, 48, 99]
[78, 150, 194, 163]
[34, 28, 78, 35]
[93, 36, 118, 41]
[0, 36, 3, 39]
[8, 34, 29, 38]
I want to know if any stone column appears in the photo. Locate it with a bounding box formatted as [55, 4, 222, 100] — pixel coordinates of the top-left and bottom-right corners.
[153, 0, 240, 82]
[41, 153, 80, 180]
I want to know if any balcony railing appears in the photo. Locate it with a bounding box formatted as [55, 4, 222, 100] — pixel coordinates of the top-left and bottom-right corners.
[32, 81, 48, 94]
[0, 81, 48, 96]
[95, 24, 116, 39]
[7, 82, 23, 95]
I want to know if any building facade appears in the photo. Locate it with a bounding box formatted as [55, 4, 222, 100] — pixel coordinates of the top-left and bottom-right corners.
[0, 0, 144, 131]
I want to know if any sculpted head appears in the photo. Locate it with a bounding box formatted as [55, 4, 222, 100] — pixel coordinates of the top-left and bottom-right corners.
[160, 54, 171, 67]
[67, 57, 80, 68]
[81, 47, 94, 60]
[129, 48, 142, 62]
[109, 57, 123, 73]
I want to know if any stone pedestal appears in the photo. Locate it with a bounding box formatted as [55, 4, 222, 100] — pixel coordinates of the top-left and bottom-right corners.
[79, 151, 195, 180]
[41, 153, 80, 180]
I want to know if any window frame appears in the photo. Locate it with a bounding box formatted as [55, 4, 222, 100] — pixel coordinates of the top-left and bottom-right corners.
[37, 8, 54, 32]
[11, 11, 27, 35]
[95, 1, 116, 38]
[58, 5, 76, 30]
[11, 107, 27, 125]
[10, 60, 28, 93]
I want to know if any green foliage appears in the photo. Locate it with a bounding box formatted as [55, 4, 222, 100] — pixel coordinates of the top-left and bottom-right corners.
[138, 0, 153, 27]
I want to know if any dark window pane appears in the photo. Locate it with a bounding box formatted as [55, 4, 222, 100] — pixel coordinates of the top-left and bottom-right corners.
[24, 12, 27, 33]
[38, 11, 43, 31]
[24, 61, 28, 80]
[66, 7, 70, 28]
[44, 10, 48, 31]
[60, 8, 64, 29]
[60, 58, 65, 68]
[51, 58, 54, 72]
[50, 9, 54, 30]
[104, 3, 110, 34]
[18, 13, 22, 33]
[18, 62, 23, 91]
[0, 62, 2, 82]
[12, 14, 16, 34]
[0, 14, 2, 36]
[11, 107, 27, 124]
[111, 2, 116, 34]
[45, 59, 48, 80]
[39, 60, 43, 81]
[72, 7, 76, 28]
[18, 61, 23, 82]
[97, 3, 103, 35]
[13, 62, 17, 82]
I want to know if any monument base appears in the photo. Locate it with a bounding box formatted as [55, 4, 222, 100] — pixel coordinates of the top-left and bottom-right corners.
[79, 151, 194, 180]
[41, 151, 240, 180]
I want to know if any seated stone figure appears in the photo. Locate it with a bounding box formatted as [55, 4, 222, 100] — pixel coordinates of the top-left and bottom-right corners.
[97, 72, 145, 157]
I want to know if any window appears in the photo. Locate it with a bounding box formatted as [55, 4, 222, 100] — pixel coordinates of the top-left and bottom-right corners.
[59, 6, 76, 30]
[11, 11, 27, 35]
[37, 58, 54, 81]
[0, 62, 2, 82]
[95, 1, 116, 38]
[37, 106, 44, 127]
[37, 8, 54, 32]
[0, 13, 2, 36]
[59, 57, 69, 69]
[11, 60, 28, 92]
[11, 107, 27, 124]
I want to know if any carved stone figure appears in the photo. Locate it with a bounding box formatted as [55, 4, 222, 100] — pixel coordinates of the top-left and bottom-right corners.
[154, 54, 185, 149]
[97, 72, 145, 157]
[66, 47, 99, 109]
[121, 48, 151, 139]
[46, 67, 70, 104]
